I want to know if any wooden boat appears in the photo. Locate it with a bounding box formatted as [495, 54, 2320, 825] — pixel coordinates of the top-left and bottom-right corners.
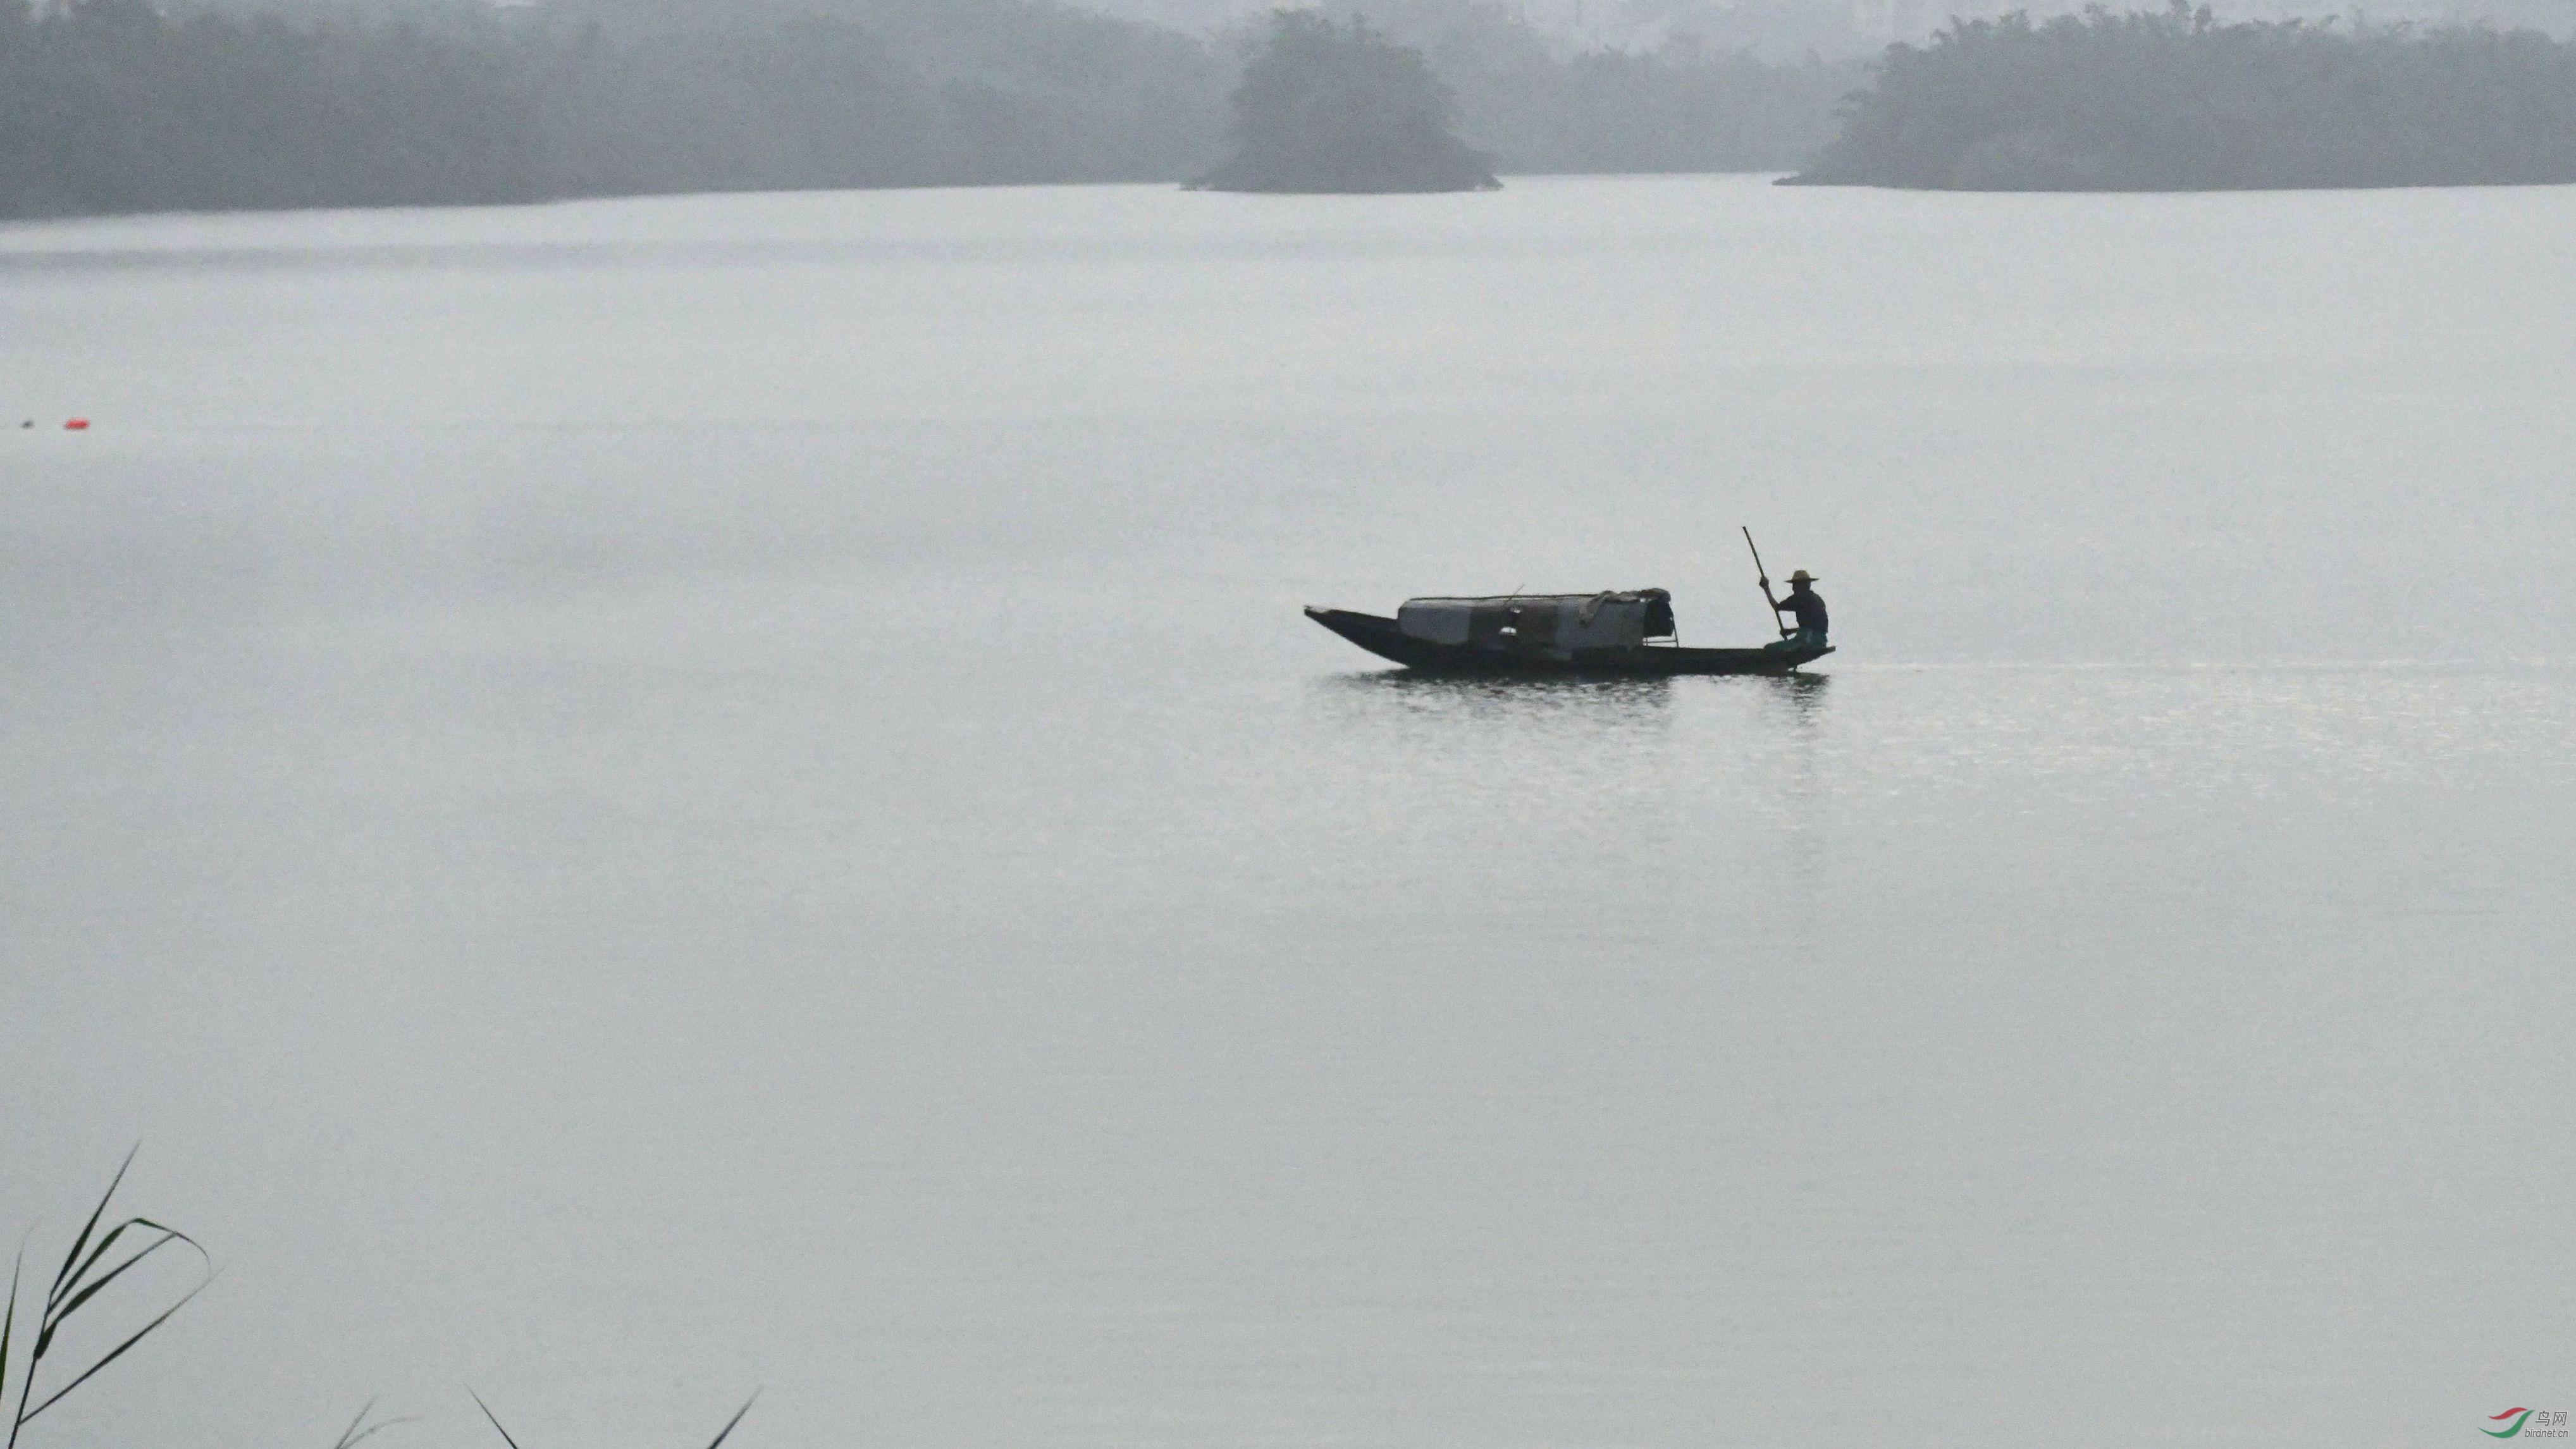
[1304, 589, 1833, 676]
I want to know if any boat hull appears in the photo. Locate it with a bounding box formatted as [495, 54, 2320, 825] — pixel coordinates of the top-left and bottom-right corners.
[1303, 607, 1832, 675]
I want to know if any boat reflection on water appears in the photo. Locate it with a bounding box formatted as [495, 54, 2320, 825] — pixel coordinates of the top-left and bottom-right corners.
[1319, 665, 1833, 732]
[1313, 669, 1838, 777]
[1319, 669, 1679, 740]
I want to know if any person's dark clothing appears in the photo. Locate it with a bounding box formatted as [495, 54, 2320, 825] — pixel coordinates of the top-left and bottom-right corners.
[1774, 586, 1827, 637]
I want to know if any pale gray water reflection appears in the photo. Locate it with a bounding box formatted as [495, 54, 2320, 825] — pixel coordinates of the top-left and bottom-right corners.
[3, 177, 2573, 1449]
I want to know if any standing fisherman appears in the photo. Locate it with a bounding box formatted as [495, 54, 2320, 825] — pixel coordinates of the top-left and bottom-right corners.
[1761, 569, 1828, 651]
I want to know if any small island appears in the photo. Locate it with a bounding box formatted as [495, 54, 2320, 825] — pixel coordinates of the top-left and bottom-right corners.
[1193, 11, 1500, 195]
[1785, 2, 2576, 192]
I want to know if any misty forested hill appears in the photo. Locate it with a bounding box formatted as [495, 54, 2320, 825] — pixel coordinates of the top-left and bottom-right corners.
[1195, 12, 1500, 192]
[1790, 4, 2576, 189]
[0, 0, 1230, 215]
[0, 0, 1854, 219]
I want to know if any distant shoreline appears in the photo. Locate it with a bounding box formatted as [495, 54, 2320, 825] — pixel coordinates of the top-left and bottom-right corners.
[16, 165, 2576, 233]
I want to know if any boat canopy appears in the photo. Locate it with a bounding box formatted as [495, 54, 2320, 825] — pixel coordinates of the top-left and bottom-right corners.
[1396, 589, 1675, 657]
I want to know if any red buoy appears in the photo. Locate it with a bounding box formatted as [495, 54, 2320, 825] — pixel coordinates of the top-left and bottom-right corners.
[64, 418, 90, 431]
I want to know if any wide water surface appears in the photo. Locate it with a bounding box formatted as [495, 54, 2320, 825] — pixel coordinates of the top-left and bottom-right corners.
[4, 176, 2573, 1446]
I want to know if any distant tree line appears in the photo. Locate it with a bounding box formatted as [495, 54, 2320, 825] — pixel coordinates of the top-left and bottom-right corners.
[0, 0, 1232, 216]
[0, 0, 545, 213]
[0, 0, 1858, 219]
[1790, 2, 2576, 189]
[533, 0, 1231, 195]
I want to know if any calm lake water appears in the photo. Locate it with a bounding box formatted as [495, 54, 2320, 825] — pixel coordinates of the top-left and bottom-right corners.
[4, 175, 2573, 1448]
